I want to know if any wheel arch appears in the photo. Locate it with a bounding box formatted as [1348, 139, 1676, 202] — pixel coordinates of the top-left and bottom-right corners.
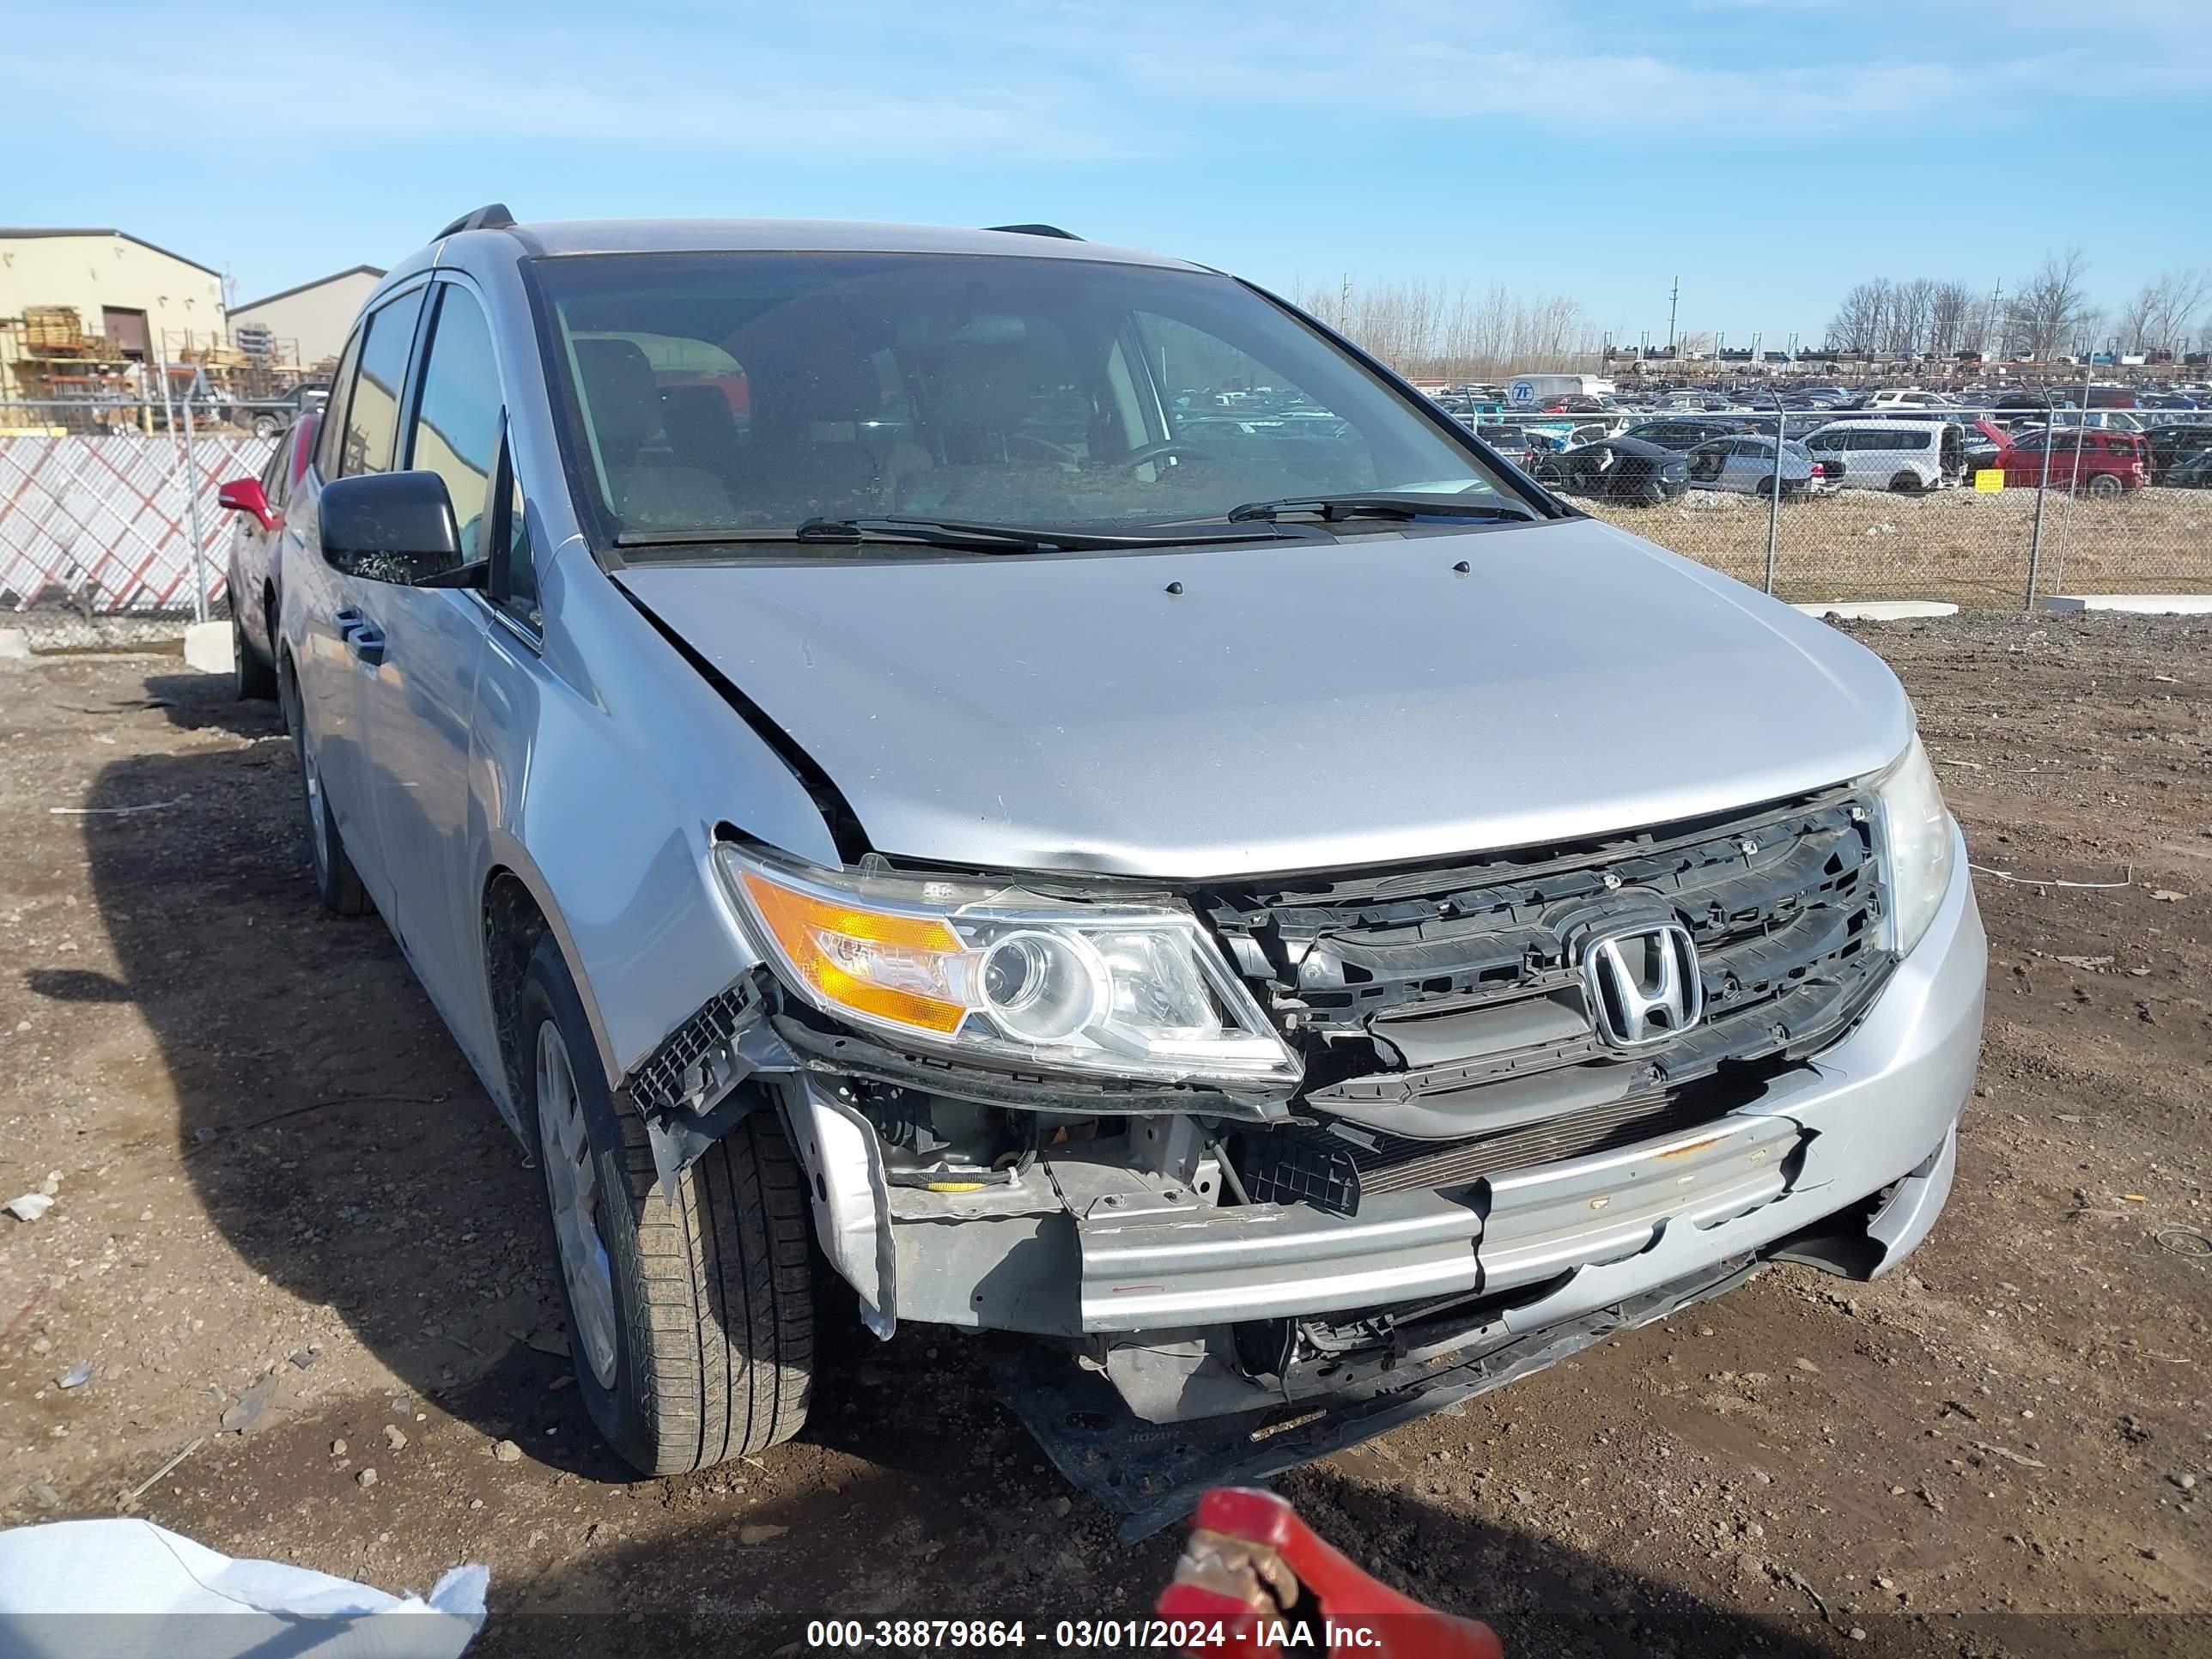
[478, 846, 617, 1125]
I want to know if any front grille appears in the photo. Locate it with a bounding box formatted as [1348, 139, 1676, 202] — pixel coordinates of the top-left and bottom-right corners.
[1203, 788, 1893, 1206]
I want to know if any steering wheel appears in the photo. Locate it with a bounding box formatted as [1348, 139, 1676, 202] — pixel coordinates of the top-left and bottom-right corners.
[1114, 440, 1214, 472]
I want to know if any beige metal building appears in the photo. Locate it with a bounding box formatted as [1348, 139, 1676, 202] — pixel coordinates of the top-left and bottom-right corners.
[228, 265, 386, 371]
[0, 227, 228, 403]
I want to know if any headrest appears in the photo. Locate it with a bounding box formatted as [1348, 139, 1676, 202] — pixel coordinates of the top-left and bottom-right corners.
[572, 337, 662, 459]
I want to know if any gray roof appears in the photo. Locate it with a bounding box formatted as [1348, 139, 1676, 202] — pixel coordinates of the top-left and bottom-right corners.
[0, 227, 222, 278]
[230, 264, 387, 315]
[496, 218, 1192, 270]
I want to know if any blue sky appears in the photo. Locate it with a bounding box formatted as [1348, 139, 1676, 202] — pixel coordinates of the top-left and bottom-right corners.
[13, 0, 2208, 345]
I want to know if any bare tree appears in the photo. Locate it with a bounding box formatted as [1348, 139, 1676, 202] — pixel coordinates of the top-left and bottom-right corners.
[1927, 282, 1977, 359]
[1826, 280, 1890, 355]
[1883, 278, 1935, 357]
[2003, 249, 2100, 362]
[1289, 276, 1601, 378]
[2118, 268, 2212, 356]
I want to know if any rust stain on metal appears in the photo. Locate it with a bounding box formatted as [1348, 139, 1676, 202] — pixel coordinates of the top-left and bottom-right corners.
[1655, 1135, 1723, 1162]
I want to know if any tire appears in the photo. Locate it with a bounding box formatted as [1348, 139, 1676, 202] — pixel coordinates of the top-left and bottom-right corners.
[1753, 475, 1778, 501]
[521, 933, 812, 1474]
[233, 607, 278, 701]
[281, 660, 370, 915]
[252, 414, 281, 440]
[1889, 471, 1925, 494]
[2087, 473, 2123, 499]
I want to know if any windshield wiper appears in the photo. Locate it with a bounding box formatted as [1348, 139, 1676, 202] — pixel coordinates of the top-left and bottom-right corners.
[1225, 492, 1538, 525]
[795, 516, 1318, 551]
[614, 516, 1310, 555]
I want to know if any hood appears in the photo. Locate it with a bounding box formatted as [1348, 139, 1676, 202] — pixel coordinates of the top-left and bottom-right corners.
[616, 518, 1914, 879]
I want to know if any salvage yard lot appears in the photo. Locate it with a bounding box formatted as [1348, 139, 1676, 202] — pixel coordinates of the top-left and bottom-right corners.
[1583, 487, 2212, 609]
[1, 613, 2207, 1656]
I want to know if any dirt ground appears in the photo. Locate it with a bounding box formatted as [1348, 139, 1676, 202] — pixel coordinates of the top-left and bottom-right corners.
[1579, 484, 2212, 609]
[2, 614, 2207, 1656]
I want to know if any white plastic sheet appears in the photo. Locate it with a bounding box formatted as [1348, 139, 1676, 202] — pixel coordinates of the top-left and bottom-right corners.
[0, 1518, 487, 1659]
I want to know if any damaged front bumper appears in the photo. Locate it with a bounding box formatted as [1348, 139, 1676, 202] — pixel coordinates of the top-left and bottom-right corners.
[780, 836, 1984, 1414]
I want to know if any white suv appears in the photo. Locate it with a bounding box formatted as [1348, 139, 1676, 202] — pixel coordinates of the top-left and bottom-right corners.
[1803, 420, 1962, 493]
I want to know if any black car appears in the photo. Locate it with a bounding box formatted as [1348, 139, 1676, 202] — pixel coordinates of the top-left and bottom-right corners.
[1620, 416, 1753, 450]
[1474, 422, 1547, 468]
[2140, 421, 2212, 478]
[1533, 435, 1692, 505]
[1961, 436, 2008, 477]
[2163, 450, 2212, 489]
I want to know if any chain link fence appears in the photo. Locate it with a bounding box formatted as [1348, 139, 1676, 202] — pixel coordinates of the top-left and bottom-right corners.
[1464, 377, 2212, 608]
[2, 397, 289, 645]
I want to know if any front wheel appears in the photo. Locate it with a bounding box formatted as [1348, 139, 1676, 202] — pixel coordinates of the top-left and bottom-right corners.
[522, 934, 813, 1474]
[233, 608, 277, 701]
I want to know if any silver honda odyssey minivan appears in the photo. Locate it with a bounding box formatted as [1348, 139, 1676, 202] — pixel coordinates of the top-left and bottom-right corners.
[267, 207, 1984, 1529]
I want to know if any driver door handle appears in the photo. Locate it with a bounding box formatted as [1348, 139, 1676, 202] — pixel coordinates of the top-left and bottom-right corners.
[334, 606, 386, 668]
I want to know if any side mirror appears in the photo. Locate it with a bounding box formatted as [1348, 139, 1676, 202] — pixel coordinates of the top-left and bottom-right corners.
[319, 471, 465, 585]
[216, 477, 276, 531]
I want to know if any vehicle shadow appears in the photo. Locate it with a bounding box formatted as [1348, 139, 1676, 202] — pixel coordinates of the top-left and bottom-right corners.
[77, 671, 593, 1457]
[466, 1462, 1850, 1658]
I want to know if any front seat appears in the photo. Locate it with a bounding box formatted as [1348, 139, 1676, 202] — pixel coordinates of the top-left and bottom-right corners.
[735, 351, 896, 520]
[571, 338, 733, 530]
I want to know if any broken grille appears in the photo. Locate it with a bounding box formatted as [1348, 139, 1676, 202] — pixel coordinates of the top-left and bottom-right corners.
[1201, 787, 1893, 1206]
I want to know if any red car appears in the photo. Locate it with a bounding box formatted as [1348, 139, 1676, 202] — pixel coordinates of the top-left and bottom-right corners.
[217, 412, 322, 701]
[1996, 428, 2148, 497]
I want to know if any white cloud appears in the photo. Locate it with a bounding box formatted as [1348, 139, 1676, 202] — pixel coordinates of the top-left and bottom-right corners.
[26, 0, 2212, 160]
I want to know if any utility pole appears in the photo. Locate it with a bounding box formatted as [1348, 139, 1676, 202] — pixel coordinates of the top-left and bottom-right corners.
[1666, 276, 1680, 356]
[1985, 279, 2002, 359]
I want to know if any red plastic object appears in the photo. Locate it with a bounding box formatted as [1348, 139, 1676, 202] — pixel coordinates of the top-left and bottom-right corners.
[216, 477, 276, 530]
[1158, 1487, 1504, 1659]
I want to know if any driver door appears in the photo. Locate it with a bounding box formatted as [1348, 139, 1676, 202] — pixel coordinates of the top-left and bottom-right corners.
[287, 283, 429, 913]
[356, 279, 501, 1017]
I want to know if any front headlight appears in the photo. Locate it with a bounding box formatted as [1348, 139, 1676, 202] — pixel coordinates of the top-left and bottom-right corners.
[715, 848, 1301, 1090]
[1870, 733, 1956, 956]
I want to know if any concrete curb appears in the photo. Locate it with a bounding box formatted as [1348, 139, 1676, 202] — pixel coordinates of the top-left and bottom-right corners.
[2040, 594, 2212, 615]
[1791, 600, 1960, 621]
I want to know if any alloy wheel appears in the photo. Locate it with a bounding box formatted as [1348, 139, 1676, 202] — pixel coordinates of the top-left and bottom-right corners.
[537, 1020, 621, 1389]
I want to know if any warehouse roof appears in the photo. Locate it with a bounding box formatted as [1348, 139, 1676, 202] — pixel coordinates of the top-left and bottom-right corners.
[0, 227, 222, 279]
[230, 264, 389, 315]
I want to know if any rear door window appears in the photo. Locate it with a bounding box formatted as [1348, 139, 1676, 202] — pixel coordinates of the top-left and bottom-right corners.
[336, 288, 428, 479]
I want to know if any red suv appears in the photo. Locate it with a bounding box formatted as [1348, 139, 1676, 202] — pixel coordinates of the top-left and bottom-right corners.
[1996, 428, 2148, 496]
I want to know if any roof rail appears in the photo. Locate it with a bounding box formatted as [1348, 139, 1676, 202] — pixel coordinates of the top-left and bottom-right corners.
[983, 223, 1082, 241]
[434, 204, 517, 240]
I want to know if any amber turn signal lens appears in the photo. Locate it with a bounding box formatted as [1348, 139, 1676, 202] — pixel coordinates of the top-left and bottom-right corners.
[737, 870, 969, 1034]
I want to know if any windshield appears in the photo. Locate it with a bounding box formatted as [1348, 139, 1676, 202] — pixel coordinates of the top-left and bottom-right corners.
[530, 251, 1512, 546]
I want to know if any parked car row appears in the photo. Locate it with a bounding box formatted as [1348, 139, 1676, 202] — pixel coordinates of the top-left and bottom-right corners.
[1455, 391, 2208, 503]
